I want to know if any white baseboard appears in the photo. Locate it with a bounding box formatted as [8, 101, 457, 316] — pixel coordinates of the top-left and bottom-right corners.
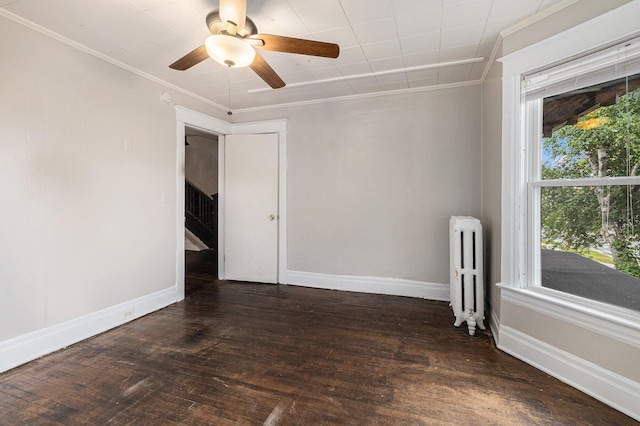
[498, 325, 640, 422]
[488, 307, 500, 346]
[0, 286, 178, 373]
[287, 270, 450, 301]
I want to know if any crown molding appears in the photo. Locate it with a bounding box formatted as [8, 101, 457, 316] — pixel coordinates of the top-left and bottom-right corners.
[499, 0, 580, 39]
[0, 8, 229, 113]
[0, 7, 483, 114]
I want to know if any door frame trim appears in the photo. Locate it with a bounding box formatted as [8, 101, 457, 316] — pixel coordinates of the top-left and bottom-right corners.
[175, 106, 287, 300]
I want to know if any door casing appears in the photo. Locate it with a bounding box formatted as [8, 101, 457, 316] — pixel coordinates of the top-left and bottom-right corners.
[175, 106, 287, 300]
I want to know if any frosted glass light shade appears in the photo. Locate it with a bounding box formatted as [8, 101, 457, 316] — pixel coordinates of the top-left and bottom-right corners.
[205, 34, 255, 68]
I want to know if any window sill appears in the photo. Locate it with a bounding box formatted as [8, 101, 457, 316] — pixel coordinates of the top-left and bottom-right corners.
[497, 284, 640, 347]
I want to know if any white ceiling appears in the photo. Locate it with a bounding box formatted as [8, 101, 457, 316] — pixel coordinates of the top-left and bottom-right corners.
[0, 0, 568, 112]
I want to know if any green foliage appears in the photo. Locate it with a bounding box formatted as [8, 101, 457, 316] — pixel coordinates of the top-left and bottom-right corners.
[540, 186, 600, 250]
[612, 236, 640, 277]
[541, 87, 640, 277]
[543, 90, 640, 178]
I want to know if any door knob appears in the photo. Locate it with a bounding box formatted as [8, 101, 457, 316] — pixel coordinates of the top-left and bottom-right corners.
[269, 214, 276, 221]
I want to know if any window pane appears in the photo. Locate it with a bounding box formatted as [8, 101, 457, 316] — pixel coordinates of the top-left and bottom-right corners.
[540, 185, 640, 311]
[541, 79, 640, 180]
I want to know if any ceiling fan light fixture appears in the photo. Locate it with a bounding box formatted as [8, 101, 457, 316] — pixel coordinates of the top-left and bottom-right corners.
[205, 34, 255, 68]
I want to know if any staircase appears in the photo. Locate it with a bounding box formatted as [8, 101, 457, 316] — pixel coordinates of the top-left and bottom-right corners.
[185, 228, 208, 251]
[185, 180, 217, 249]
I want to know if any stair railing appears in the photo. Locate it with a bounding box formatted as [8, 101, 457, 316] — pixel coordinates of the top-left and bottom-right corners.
[185, 180, 217, 248]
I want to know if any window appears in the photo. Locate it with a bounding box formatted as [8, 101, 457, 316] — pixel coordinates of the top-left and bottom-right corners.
[523, 37, 640, 312]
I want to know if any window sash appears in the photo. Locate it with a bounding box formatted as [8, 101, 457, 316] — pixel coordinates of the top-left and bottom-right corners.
[530, 176, 640, 188]
[523, 76, 640, 290]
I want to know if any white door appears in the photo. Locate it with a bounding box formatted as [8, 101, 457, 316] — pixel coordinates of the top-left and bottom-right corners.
[224, 133, 279, 283]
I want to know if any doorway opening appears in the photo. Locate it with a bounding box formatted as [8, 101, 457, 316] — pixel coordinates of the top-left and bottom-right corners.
[184, 126, 219, 296]
[184, 127, 219, 253]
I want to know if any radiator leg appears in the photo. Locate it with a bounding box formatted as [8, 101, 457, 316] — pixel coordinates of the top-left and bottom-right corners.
[466, 308, 476, 336]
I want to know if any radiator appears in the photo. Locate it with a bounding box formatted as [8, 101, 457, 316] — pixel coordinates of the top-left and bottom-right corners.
[449, 216, 485, 336]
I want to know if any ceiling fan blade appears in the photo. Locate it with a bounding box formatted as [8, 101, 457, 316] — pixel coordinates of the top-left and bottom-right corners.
[251, 34, 340, 58]
[169, 45, 209, 70]
[249, 52, 285, 89]
[219, 0, 247, 33]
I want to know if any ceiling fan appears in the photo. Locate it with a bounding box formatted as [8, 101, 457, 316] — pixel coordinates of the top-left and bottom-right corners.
[169, 0, 340, 89]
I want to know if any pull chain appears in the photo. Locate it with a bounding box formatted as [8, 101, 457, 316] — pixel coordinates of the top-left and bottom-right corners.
[227, 65, 232, 116]
[623, 44, 633, 235]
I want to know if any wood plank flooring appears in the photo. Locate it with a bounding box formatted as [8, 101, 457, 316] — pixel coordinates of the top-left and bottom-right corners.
[0, 249, 636, 425]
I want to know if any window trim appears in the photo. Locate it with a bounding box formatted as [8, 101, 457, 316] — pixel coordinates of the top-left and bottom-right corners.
[524, 86, 640, 293]
[498, 15, 640, 339]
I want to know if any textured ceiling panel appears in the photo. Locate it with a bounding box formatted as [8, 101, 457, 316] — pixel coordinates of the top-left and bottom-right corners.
[1, 0, 568, 111]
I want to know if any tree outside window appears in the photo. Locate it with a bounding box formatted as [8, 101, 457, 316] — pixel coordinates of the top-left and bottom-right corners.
[541, 82, 640, 279]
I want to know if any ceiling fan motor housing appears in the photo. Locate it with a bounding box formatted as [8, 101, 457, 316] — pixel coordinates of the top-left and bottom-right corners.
[206, 9, 257, 37]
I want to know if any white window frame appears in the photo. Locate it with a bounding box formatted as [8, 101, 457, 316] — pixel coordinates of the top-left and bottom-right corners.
[524, 34, 640, 298]
[497, 8, 640, 343]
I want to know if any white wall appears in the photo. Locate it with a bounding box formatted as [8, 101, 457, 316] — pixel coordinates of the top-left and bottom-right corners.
[0, 14, 222, 361]
[481, 44, 503, 323]
[236, 85, 482, 287]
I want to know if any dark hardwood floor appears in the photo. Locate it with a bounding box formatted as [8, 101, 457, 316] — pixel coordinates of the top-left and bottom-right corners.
[0, 249, 636, 425]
